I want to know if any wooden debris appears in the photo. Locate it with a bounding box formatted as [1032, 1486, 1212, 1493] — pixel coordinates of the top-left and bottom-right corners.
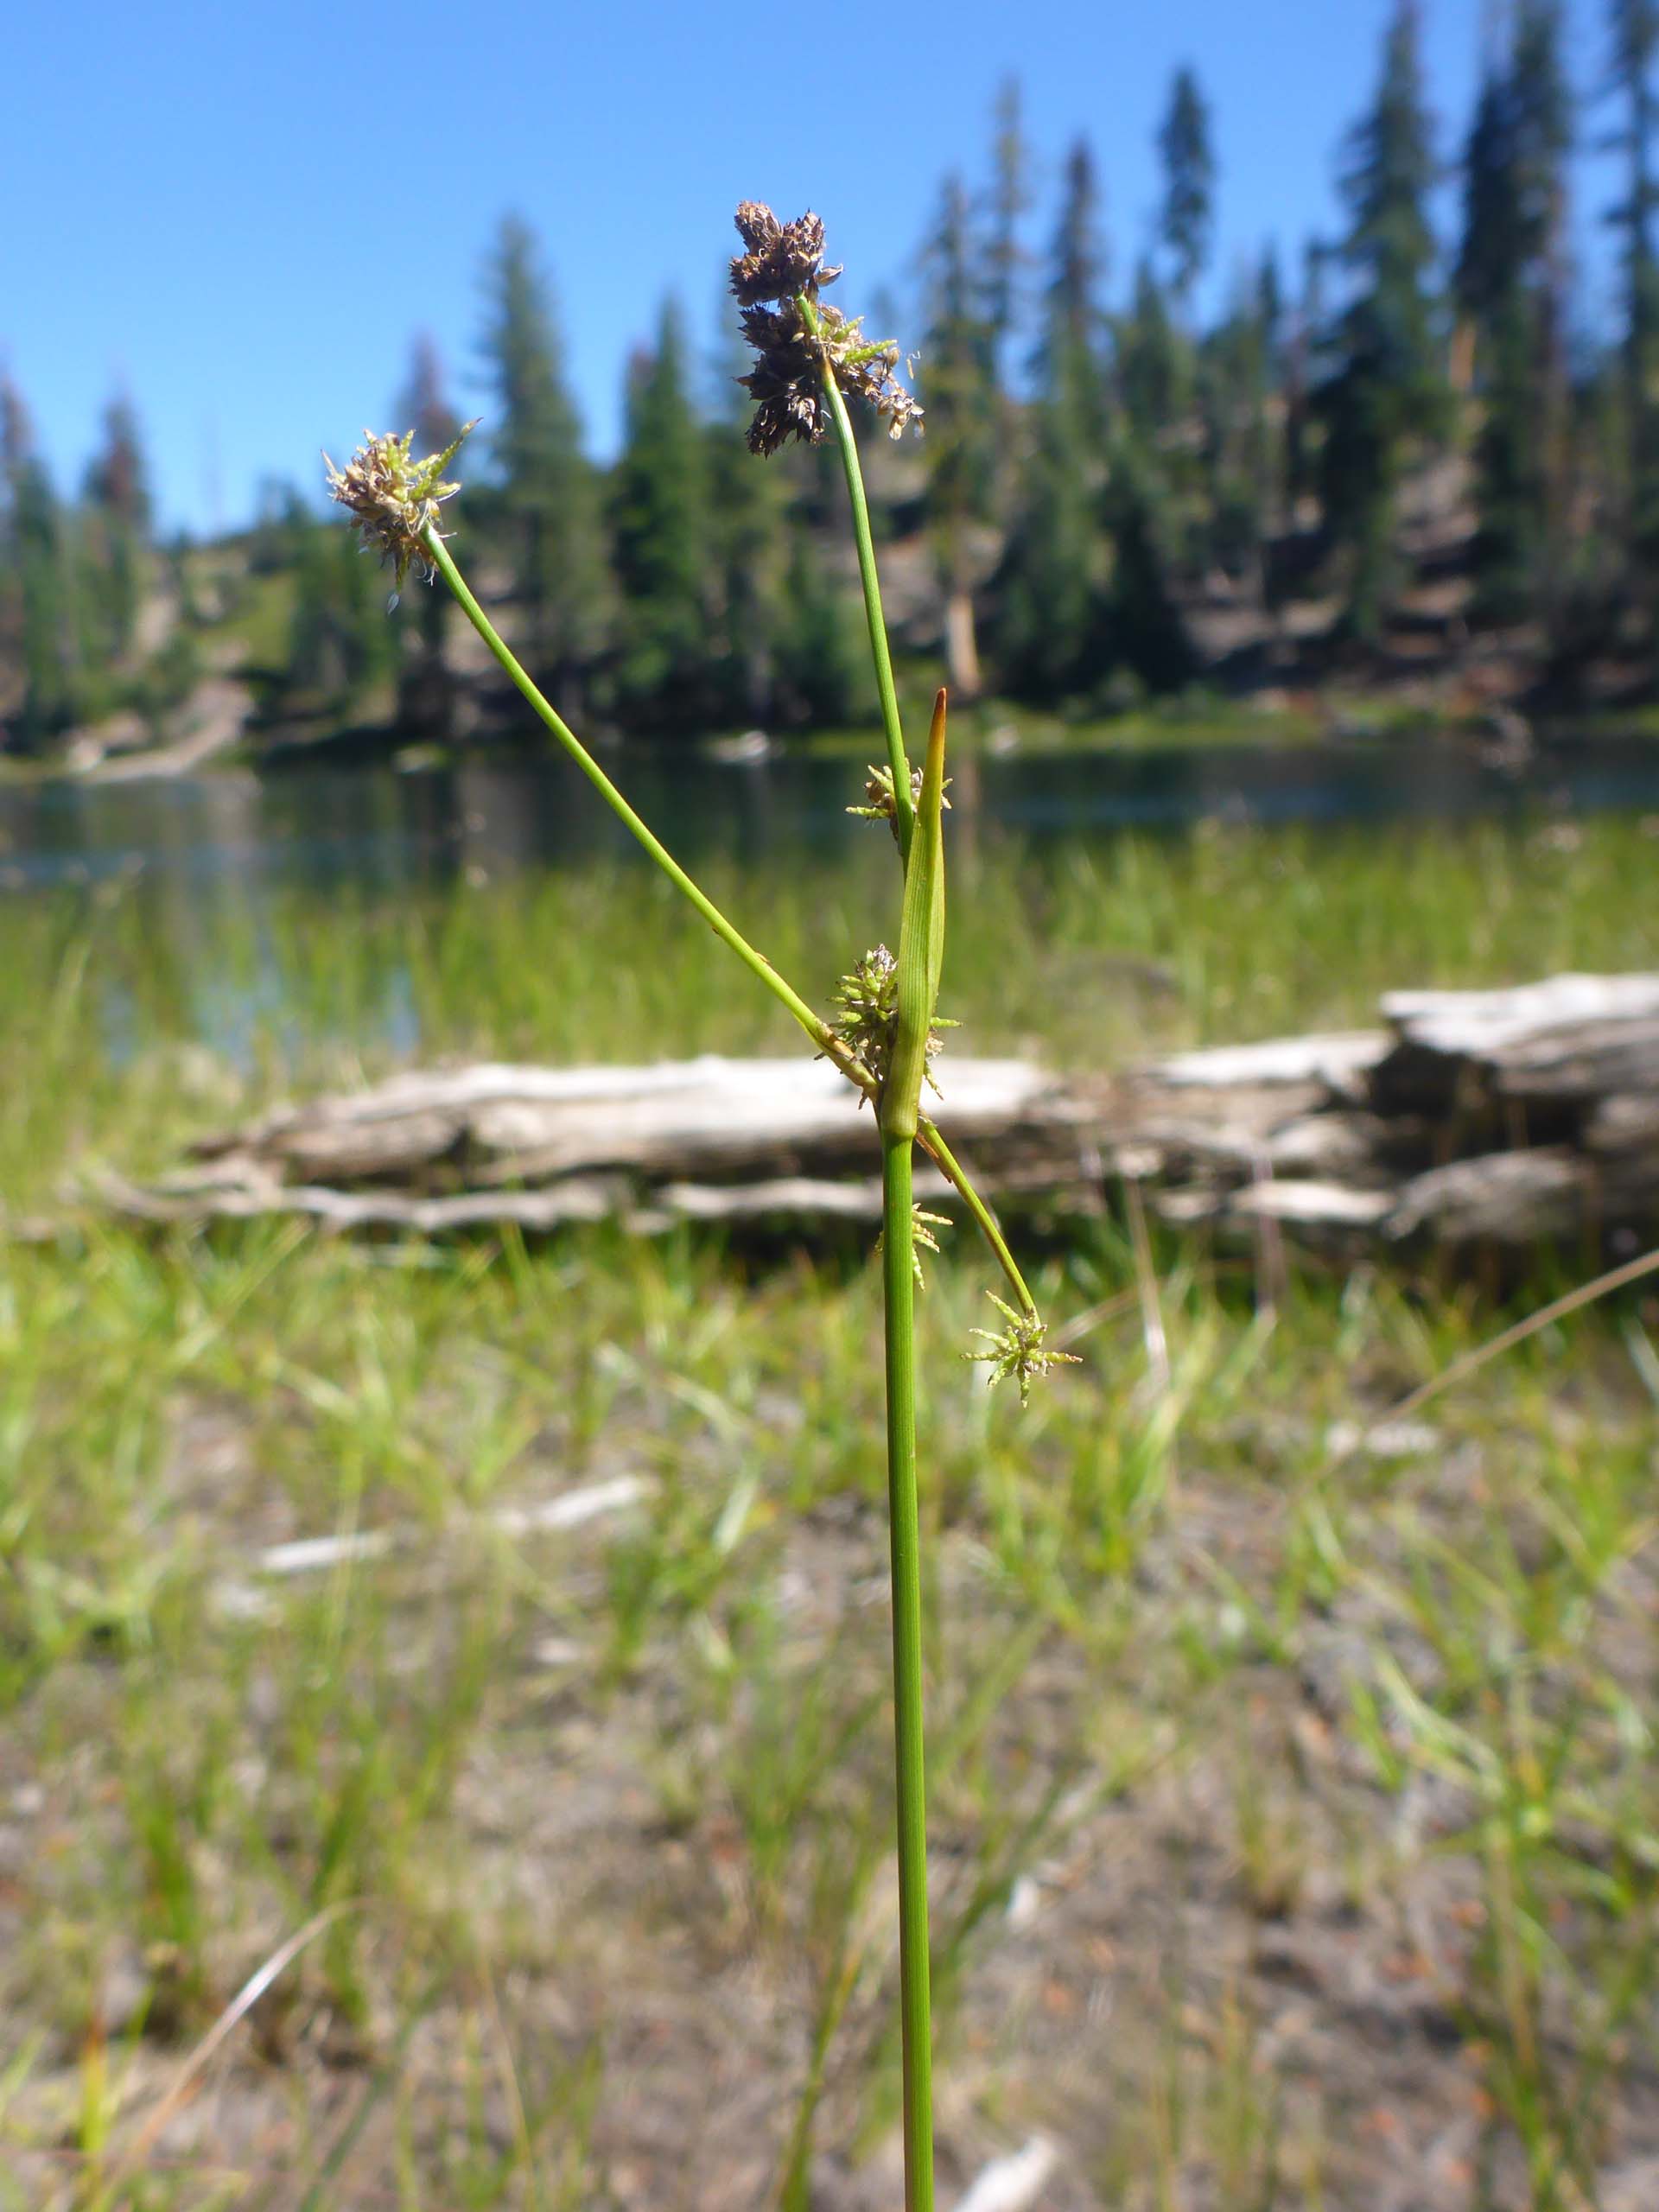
[213, 1475, 650, 1620]
[952, 2137, 1059, 2212]
[87, 975, 1659, 1264]
[1127, 970, 1659, 1258]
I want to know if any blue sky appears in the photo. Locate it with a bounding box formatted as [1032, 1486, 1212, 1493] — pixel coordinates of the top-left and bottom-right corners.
[2, 0, 1622, 535]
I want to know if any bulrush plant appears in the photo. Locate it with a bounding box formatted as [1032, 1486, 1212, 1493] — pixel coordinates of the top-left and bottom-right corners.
[327, 201, 1074, 2210]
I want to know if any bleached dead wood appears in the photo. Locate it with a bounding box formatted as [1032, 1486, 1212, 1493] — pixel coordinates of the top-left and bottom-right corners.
[952, 2138, 1059, 2212]
[86, 976, 1659, 1263]
[213, 1475, 650, 1620]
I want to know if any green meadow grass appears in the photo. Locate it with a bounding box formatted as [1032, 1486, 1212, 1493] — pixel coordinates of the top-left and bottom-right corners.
[2, 809, 1657, 2206]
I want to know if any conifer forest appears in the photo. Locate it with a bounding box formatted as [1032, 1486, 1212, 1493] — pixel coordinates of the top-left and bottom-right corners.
[8, 2, 1659, 755]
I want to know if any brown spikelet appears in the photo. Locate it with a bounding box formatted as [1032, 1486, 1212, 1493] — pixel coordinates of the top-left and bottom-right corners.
[730, 203, 919, 457]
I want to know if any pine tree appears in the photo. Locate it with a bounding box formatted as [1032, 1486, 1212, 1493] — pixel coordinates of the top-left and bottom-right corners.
[1282, 240, 1325, 517]
[1118, 259, 1184, 452]
[1, 380, 78, 745]
[1198, 262, 1281, 603]
[983, 75, 1032, 374]
[1456, 42, 1518, 345]
[611, 298, 709, 733]
[1114, 257, 1204, 621]
[1606, 0, 1659, 566]
[1457, 1, 1572, 618]
[992, 418, 1103, 702]
[772, 531, 860, 730]
[704, 315, 789, 728]
[1314, 0, 1446, 639]
[995, 145, 1114, 698]
[1159, 66, 1216, 310]
[1105, 447, 1193, 691]
[393, 334, 462, 733]
[920, 174, 998, 696]
[286, 518, 396, 705]
[81, 392, 151, 665]
[478, 215, 607, 713]
[1036, 140, 1110, 427]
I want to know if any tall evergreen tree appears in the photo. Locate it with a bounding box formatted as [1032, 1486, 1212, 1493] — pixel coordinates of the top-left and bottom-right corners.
[1606, 0, 1659, 564]
[995, 145, 1114, 697]
[611, 298, 709, 733]
[1458, 1, 1572, 617]
[920, 174, 999, 696]
[994, 409, 1104, 702]
[772, 531, 860, 730]
[1456, 40, 1518, 344]
[285, 518, 397, 705]
[1039, 141, 1110, 403]
[1115, 258, 1200, 601]
[81, 393, 151, 664]
[1, 380, 77, 744]
[983, 75, 1032, 374]
[1158, 66, 1217, 310]
[1198, 262, 1282, 602]
[1282, 240, 1326, 517]
[478, 216, 607, 713]
[702, 310, 791, 728]
[1314, 0, 1446, 639]
[393, 334, 463, 732]
[83, 395, 150, 538]
[1104, 446, 1194, 690]
[1119, 259, 1184, 449]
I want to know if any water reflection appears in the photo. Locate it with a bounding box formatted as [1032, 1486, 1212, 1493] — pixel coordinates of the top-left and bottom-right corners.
[3, 734, 1654, 1065]
[4, 731, 1656, 907]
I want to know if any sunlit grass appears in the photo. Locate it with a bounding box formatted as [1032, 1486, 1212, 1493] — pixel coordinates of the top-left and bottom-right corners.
[3, 809, 1657, 2203]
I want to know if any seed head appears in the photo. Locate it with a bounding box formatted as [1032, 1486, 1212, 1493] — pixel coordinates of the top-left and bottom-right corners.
[967, 1295, 1081, 1408]
[731, 202, 921, 457]
[323, 421, 479, 590]
[849, 761, 951, 849]
[730, 204, 841, 308]
[828, 944, 953, 1103]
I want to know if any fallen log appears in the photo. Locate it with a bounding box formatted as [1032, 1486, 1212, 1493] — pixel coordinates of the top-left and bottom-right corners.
[86, 975, 1659, 1264]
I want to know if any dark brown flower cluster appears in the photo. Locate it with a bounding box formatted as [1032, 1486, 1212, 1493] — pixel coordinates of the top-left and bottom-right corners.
[736, 302, 828, 457]
[730, 203, 841, 307]
[731, 202, 922, 458]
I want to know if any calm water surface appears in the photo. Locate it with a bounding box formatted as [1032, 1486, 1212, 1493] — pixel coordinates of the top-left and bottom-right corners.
[4, 731, 1659, 904]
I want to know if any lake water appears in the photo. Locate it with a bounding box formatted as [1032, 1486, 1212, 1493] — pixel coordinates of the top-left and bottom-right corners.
[4, 730, 1659, 906]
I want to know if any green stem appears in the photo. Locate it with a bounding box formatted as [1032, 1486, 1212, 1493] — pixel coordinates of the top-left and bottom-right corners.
[798, 295, 914, 858]
[917, 1117, 1039, 1320]
[880, 1131, 935, 2212]
[423, 529, 872, 1099]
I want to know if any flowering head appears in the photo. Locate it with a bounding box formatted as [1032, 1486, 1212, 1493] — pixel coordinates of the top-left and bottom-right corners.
[829, 945, 954, 1106]
[849, 761, 951, 849]
[967, 1296, 1080, 1408]
[323, 420, 479, 591]
[731, 202, 922, 457]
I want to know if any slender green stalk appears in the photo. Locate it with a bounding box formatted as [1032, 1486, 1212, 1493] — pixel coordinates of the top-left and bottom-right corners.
[917, 1117, 1039, 1319]
[797, 295, 915, 858]
[880, 1129, 934, 2212]
[423, 529, 874, 1101]
[335, 343, 1039, 2212]
[418, 410, 987, 2212]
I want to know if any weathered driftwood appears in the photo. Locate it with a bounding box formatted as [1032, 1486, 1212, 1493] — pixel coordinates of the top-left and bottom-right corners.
[100, 1056, 1087, 1237]
[1128, 971, 1659, 1255]
[90, 975, 1659, 1261]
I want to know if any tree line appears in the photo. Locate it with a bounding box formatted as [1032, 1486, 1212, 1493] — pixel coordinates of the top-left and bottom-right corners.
[5, 0, 1659, 750]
